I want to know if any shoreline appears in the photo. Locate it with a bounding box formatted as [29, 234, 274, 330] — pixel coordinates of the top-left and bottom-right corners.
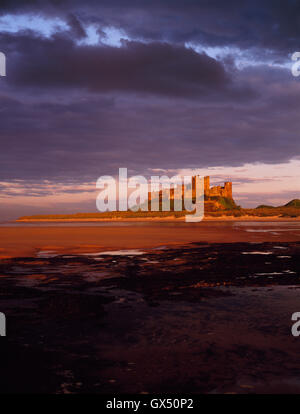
[1, 220, 300, 259]
[15, 215, 300, 223]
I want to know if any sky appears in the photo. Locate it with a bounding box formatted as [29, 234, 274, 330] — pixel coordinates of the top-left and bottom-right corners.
[0, 0, 300, 219]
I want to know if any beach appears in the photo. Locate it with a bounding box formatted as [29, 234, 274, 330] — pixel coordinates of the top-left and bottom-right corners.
[2, 220, 300, 258]
[1, 220, 300, 393]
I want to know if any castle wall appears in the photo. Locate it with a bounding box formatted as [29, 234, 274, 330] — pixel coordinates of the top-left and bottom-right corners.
[204, 177, 233, 199]
[223, 182, 232, 198]
[204, 176, 210, 196]
[149, 175, 233, 203]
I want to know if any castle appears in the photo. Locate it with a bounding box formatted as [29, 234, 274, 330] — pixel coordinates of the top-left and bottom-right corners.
[190, 175, 234, 211]
[203, 176, 232, 199]
[149, 175, 234, 207]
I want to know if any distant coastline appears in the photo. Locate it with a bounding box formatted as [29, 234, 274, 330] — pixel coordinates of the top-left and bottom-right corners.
[16, 215, 300, 222]
[16, 201, 300, 222]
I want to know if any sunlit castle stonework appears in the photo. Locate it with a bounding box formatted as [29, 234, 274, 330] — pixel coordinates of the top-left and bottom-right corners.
[203, 176, 232, 199]
[195, 176, 234, 211]
[149, 176, 235, 212]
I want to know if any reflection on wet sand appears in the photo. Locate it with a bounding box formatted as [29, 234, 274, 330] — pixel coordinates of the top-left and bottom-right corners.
[1, 234, 300, 393]
[2, 221, 300, 259]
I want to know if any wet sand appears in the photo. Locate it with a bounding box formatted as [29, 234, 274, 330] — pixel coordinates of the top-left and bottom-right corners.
[1, 241, 300, 393]
[1, 222, 300, 394]
[1, 221, 300, 258]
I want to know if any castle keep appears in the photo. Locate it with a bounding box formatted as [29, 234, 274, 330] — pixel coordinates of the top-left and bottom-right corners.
[203, 176, 232, 199]
[190, 175, 234, 211]
[149, 175, 234, 211]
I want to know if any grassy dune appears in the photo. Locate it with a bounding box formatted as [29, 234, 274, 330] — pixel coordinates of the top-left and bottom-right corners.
[17, 205, 300, 221]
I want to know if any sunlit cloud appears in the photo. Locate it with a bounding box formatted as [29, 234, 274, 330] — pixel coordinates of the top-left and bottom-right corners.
[0, 14, 68, 36]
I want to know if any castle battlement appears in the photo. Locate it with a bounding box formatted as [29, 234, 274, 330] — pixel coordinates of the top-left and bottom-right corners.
[204, 176, 232, 199]
[148, 175, 233, 206]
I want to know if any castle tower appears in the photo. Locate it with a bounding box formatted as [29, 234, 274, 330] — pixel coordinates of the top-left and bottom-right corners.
[204, 176, 210, 197]
[192, 175, 197, 199]
[224, 181, 232, 198]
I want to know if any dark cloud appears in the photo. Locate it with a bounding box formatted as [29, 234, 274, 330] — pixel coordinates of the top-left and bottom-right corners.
[0, 1, 299, 211]
[2, 32, 237, 99]
[66, 13, 86, 39]
[0, 1, 299, 55]
[0, 66, 299, 183]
